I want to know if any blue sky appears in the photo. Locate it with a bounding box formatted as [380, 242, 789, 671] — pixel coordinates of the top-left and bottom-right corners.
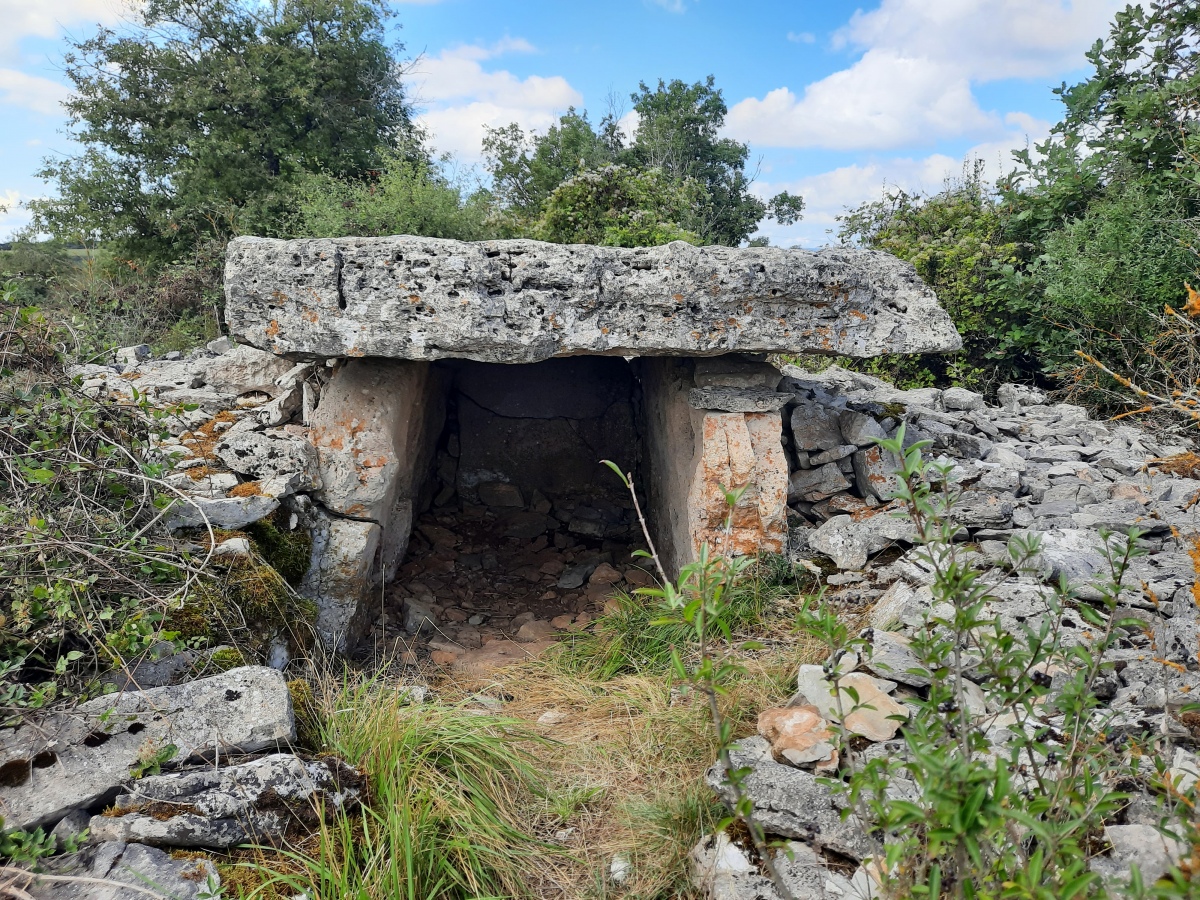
[0, 0, 1127, 246]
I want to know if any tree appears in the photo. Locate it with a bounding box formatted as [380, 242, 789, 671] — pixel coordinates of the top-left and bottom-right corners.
[482, 76, 803, 247]
[993, 0, 1200, 395]
[534, 164, 702, 247]
[627, 77, 770, 245]
[482, 109, 619, 234]
[28, 0, 411, 261]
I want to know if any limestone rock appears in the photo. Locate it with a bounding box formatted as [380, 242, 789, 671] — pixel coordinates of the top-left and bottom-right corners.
[215, 429, 319, 486]
[309, 359, 442, 582]
[301, 509, 382, 650]
[757, 705, 837, 769]
[788, 462, 851, 502]
[24, 841, 219, 899]
[706, 737, 875, 860]
[865, 631, 931, 688]
[203, 343, 294, 396]
[687, 412, 789, 561]
[0, 667, 295, 831]
[690, 833, 863, 900]
[688, 386, 793, 413]
[852, 445, 904, 501]
[942, 387, 985, 411]
[89, 753, 363, 848]
[795, 665, 909, 742]
[809, 509, 917, 570]
[1092, 824, 1186, 884]
[789, 400, 845, 452]
[839, 409, 886, 446]
[163, 494, 279, 531]
[226, 237, 962, 362]
[692, 356, 783, 389]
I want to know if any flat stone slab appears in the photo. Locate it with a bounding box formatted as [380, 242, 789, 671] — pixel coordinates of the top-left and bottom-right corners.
[0, 666, 295, 831]
[225, 236, 961, 363]
[90, 753, 363, 848]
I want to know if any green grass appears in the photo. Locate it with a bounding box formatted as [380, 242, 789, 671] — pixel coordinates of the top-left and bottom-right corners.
[548, 555, 809, 680]
[244, 675, 555, 900]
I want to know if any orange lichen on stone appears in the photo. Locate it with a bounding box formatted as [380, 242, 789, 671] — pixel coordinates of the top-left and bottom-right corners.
[229, 481, 263, 498]
[265, 320, 281, 339]
[179, 411, 238, 461]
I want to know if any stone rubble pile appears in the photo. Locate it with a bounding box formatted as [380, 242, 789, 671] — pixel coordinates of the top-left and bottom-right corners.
[693, 365, 1200, 899]
[375, 501, 651, 675]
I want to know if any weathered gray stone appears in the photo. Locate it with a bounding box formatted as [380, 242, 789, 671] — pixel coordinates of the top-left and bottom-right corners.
[942, 387, 985, 411]
[215, 429, 319, 485]
[1092, 824, 1186, 884]
[789, 401, 845, 452]
[852, 445, 903, 501]
[788, 462, 851, 502]
[0, 667, 294, 831]
[163, 494, 279, 531]
[89, 753, 363, 848]
[839, 409, 886, 446]
[226, 237, 962, 362]
[301, 508, 382, 650]
[810, 509, 917, 570]
[24, 841, 219, 899]
[866, 631, 931, 687]
[690, 833, 863, 900]
[692, 356, 782, 389]
[203, 343, 294, 396]
[688, 386, 793, 413]
[706, 737, 875, 860]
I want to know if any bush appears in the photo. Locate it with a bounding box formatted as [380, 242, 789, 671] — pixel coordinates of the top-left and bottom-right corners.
[838, 163, 1026, 390]
[290, 149, 493, 242]
[534, 165, 702, 248]
[0, 289, 201, 716]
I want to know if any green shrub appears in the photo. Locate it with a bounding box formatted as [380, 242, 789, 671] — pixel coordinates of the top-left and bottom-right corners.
[290, 149, 493, 242]
[0, 292, 192, 714]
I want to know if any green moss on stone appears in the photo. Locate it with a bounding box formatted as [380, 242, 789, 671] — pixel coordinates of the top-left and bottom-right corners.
[245, 514, 313, 586]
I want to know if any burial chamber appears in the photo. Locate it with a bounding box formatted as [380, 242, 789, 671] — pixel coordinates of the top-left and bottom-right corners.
[223, 236, 961, 651]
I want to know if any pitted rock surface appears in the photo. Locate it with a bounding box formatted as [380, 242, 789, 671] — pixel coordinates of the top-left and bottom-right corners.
[89, 753, 363, 848]
[224, 236, 962, 362]
[0, 667, 294, 831]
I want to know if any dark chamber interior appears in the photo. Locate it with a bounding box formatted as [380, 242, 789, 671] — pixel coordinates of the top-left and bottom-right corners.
[365, 357, 652, 665]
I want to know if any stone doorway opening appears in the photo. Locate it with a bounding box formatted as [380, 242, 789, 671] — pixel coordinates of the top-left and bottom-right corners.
[369, 357, 654, 671]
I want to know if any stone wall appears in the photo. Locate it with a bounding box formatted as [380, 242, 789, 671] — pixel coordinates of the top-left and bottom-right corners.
[304, 358, 445, 648]
[641, 357, 790, 576]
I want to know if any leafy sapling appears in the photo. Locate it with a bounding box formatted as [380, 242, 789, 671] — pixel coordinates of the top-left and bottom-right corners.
[602, 460, 796, 900]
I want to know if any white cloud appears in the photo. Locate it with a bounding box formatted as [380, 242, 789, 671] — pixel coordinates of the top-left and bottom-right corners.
[727, 49, 998, 150]
[753, 111, 1052, 248]
[728, 0, 1122, 153]
[0, 68, 70, 115]
[649, 0, 687, 12]
[835, 0, 1125, 81]
[410, 40, 582, 161]
[0, 0, 128, 64]
[0, 189, 34, 240]
[786, 31, 815, 44]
